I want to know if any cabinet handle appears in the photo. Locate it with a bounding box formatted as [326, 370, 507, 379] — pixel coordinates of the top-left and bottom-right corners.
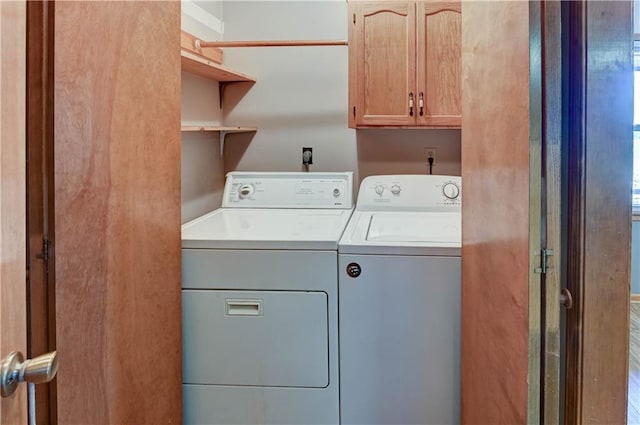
[419, 92, 424, 116]
[409, 92, 414, 116]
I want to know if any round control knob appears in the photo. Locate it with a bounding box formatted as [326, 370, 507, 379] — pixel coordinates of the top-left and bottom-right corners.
[374, 185, 385, 195]
[442, 182, 460, 200]
[390, 184, 401, 195]
[238, 184, 255, 199]
[333, 188, 341, 198]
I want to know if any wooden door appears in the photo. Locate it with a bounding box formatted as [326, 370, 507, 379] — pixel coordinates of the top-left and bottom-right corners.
[0, 0, 28, 423]
[416, 1, 461, 127]
[460, 1, 532, 422]
[52, 2, 182, 423]
[349, 1, 416, 127]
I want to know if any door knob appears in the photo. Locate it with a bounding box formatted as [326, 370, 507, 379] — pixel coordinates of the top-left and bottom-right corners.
[560, 288, 573, 309]
[1, 351, 58, 397]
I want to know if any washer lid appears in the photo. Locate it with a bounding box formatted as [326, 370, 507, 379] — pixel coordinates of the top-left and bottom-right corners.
[367, 212, 460, 243]
[339, 211, 460, 256]
[182, 208, 353, 250]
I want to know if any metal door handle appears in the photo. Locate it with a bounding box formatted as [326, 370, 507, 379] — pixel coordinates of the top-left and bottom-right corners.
[419, 92, 424, 116]
[409, 92, 414, 116]
[1, 351, 58, 397]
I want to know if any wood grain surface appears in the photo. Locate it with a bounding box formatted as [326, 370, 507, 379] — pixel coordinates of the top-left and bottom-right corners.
[181, 49, 255, 83]
[54, 2, 182, 423]
[351, 1, 416, 126]
[579, 0, 632, 415]
[564, 2, 632, 423]
[541, 1, 563, 422]
[181, 30, 223, 64]
[630, 303, 640, 424]
[0, 0, 28, 422]
[416, 1, 461, 127]
[461, 2, 531, 423]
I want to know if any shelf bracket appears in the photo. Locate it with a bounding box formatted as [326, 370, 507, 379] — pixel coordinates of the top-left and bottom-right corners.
[218, 82, 228, 109]
[219, 131, 227, 156]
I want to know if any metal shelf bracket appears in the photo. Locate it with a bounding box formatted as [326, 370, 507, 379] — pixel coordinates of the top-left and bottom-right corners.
[219, 131, 227, 156]
[218, 82, 227, 109]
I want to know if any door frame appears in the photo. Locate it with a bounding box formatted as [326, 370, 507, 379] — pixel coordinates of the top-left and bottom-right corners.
[562, 1, 632, 422]
[25, 1, 56, 423]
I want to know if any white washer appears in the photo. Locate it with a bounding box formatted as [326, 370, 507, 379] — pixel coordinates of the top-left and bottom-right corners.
[181, 172, 353, 425]
[338, 174, 461, 425]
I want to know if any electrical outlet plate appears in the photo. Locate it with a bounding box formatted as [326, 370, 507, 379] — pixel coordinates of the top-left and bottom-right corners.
[425, 147, 436, 164]
[302, 147, 313, 165]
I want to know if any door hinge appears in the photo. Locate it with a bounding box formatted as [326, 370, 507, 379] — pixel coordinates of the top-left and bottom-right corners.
[534, 248, 554, 274]
[36, 238, 50, 262]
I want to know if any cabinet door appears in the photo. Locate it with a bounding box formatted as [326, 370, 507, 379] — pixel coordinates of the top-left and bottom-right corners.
[350, 1, 416, 127]
[416, 1, 461, 127]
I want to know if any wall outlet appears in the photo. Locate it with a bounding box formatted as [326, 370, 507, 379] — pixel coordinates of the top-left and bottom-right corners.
[425, 147, 436, 164]
[302, 147, 313, 165]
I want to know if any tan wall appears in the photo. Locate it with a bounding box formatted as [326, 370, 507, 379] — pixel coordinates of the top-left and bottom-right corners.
[181, 72, 225, 223]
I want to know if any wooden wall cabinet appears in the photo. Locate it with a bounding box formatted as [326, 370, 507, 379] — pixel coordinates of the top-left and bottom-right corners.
[348, 1, 461, 128]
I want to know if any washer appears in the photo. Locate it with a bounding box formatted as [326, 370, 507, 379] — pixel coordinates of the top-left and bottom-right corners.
[181, 171, 353, 425]
[338, 174, 461, 425]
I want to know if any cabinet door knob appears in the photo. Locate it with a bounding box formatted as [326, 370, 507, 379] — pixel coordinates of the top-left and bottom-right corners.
[419, 92, 424, 116]
[409, 92, 414, 116]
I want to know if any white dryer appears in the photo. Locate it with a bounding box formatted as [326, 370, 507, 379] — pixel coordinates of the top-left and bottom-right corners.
[338, 174, 461, 425]
[181, 172, 353, 425]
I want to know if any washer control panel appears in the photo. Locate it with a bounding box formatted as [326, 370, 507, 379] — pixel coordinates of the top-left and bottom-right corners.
[356, 175, 461, 211]
[223, 172, 353, 209]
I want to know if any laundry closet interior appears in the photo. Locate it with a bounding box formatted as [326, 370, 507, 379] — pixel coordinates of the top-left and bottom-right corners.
[180, 1, 462, 424]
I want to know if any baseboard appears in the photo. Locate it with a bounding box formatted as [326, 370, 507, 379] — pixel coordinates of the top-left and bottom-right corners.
[632, 294, 640, 303]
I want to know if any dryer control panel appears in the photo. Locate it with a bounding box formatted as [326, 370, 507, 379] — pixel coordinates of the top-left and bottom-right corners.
[356, 175, 461, 212]
[223, 172, 354, 209]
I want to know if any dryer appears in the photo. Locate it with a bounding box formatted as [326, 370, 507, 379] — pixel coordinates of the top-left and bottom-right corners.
[182, 172, 353, 425]
[338, 174, 461, 425]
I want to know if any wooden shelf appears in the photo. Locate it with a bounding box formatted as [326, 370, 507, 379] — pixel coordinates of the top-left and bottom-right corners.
[181, 126, 256, 133]
[181, 49, 256, 83]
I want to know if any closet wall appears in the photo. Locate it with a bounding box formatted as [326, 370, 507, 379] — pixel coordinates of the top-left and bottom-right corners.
[181, 3, 226, 222]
